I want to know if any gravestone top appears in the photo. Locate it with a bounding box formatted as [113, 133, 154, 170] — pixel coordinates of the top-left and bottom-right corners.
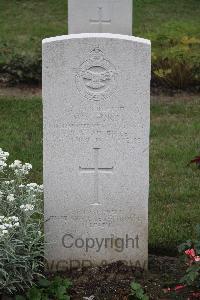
[68, 0, 133, 35]
[43, 33, 150, 271]
[43, 33, 149, 45]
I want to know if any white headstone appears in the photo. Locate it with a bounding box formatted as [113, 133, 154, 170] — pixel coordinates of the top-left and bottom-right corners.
[43, 33, 151, 271]
[68, 0, 133, 35]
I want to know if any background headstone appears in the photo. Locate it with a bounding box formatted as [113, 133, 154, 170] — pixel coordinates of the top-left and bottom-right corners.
[68, 0, 133, 35]
[43, 33, 151, 271]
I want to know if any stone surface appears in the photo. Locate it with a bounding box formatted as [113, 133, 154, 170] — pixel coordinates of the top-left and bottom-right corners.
[43, 33, 151, 271]
[68, 0, 133, 35]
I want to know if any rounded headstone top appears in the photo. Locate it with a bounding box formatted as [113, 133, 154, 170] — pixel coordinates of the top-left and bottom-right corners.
[42, 33, 151, 46]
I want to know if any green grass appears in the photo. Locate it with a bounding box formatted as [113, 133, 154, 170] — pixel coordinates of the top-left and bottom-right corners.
[0, 97, 42, 182]
[0, 96, 200, 253]
[0, 0, 199, 57]
[150, 99, 200, 253]
[0, 0, 67, 57]
[134, 0, 200, 39]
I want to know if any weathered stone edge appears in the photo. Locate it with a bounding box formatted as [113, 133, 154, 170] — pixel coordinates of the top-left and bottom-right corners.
[42, 33, 151, 46]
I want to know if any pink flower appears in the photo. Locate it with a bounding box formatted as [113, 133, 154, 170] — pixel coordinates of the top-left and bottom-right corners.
[163, 285, 186, 294]
[189, 291, 200, 299]
[185, 248, 200, 264]
[194, 256, 200, 262]
[174, 285, 186, 291]
[185, 248, 196, 259]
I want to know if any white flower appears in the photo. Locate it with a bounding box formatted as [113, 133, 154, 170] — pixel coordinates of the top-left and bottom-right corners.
[27, 183, 38, 190]
[20, 204, 34, 212]
[0, 216, 20, 233]
[9, 160, 22, 169]
[4, 223, 13, 229]
[0, 149, 9, 171]
[0, 160, 7, 171]
[0, 160, 7, 167]
[7, 194, 15, 202]
[24, 163, 32, 170]
[0, 149, 9, 160]
[0, 225, 6, 230]
[2, 229, 8, 234]
[10, 216, 19, 222]
[26, 182, 43, 193]
[38, 184, 43, 192]
[19, 184, 25, 188]
[0, 149, 9, 159]
[9, 160, 32, 176]
[4, 180, 14, 185]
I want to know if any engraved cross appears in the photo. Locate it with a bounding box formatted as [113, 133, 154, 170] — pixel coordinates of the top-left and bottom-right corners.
[90, 7, 111, 32]
[79, 148, 114, 206]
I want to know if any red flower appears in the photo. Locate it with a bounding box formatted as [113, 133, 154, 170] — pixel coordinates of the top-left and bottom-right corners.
[185, 248, 196, 258]
[189, 156, 200, 167]
[174, 285, 186, 291]
[163, 285, 186, 294]
[185, 249, 200, 264]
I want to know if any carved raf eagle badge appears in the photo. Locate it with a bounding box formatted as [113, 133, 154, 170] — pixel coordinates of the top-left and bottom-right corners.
[76, 48, 118, 101]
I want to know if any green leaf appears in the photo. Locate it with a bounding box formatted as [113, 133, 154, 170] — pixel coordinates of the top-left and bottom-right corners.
[38, 278, 51, 288]
[62, 278, 72, 289]
[131, 282, 141, 291]
[186, 265, 200, 273]
[130, 281, 149, 299]
[27, 286, 42, 300]
[55, 285, 68, 299]
[178, 241, 192, 253]
[188, 271, 199, 282]
[41, 294, 49, 300]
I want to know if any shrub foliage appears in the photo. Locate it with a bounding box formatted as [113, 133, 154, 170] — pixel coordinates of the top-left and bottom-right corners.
[0, 36, 199, 90]
[0, 149, 44, 295]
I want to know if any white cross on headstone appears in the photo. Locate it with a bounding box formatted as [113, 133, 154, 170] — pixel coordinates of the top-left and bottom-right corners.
[79, 148, 114, 206]
[68, 0, 133, 35]
[90, 7, 111, 32]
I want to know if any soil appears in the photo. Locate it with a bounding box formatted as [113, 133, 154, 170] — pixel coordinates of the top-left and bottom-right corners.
[0, 255, 193, 300]
[0, 85, 199, 104]
[49, 255, 188, 300]
[0, 84, 41, 98]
